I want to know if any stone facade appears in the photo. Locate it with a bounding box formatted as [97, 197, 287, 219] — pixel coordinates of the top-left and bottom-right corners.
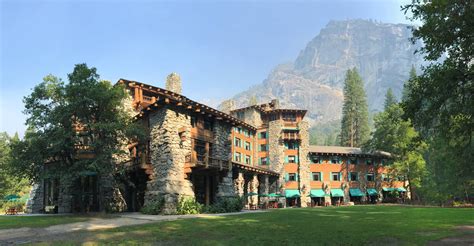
[165, 73, 182, 94]
[298, 120, 311, 207]
[268, 119, 285, 190]
[146, 105, 193, 214]
[26, 183, 44, 213]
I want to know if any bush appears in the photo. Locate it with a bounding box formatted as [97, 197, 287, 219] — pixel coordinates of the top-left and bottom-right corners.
[176, 197, 203, 215]
[140, 196, 164, 215]
[1, 200, 25, 212]
[203, 196, 244, 214]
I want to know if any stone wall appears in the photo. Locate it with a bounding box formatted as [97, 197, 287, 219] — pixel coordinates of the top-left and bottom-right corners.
[146, 105, 193, 214]
[26, 182, 44, 213]
[242, 108, 263, 127]
[298, 120, 311, 207]
[99, 174, 127, 212]
[268, 119, 285, 190]
[57, 177, 73, 213]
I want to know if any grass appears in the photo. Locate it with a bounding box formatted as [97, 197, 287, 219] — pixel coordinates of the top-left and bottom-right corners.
[0, 215, 90, 229]
[46, 205, 473, 245]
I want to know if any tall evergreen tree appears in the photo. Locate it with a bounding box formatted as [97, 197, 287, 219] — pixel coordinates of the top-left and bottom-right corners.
[340, 68, 370, 147]
[384, 88, 397, 110]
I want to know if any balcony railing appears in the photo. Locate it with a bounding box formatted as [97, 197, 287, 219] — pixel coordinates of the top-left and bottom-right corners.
[185, 153, 229, 170]
[282, 132, 301, 140]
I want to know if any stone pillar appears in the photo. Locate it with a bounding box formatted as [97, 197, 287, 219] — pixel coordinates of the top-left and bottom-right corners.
[342, 182, 350, 204]
[146, 106, 193, 214]
[298, 120, 311, 208]
[323, 182, 331, 206]
[165, 72, 182, 94]
[58, 177, 73, 213]
[99, 174, 127, 212]
[268, 119, 285, 187]
[248, 174, 259, 206]
[217, 170, 235, 198]
[26, 182, 44, 213]
[234, 171, 245, 197]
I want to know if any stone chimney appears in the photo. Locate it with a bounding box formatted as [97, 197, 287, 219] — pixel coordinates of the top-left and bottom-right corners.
[271, 99, 280, 109]
[165, 72, 182, 94]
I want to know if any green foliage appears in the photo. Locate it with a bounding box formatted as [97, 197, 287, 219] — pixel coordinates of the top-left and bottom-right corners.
[203, 196, 244, 213]
[309, 120, 340, 146]
[402, 0, 473, 202]
[176, 197, 203, 215]
[9, 64, 144, 184]
[383, 88, 397, 111]
[364, 103, 427, 200]
[140, 196, 164, 215]
[340, 68, 370, 147]
[1, 200, 25, 213]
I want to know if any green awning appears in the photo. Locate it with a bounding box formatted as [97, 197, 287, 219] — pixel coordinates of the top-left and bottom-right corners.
[246, 192, 258, 196]
[397, 187, 407, 192]
[259, 194, 268, 197]
[383, 188, 396, 192]
[331, 189, 344, 197]
[349, 188, 365, 197]
[4, 194, 20, 201]
[310, 189, 326, 198]
[367, 188, 378, 196]
[268, 193, 283, 197]
[285, 189, 301, 198]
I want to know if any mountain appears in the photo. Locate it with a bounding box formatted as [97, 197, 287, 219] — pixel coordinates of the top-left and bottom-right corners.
[222, 19, 424, 127]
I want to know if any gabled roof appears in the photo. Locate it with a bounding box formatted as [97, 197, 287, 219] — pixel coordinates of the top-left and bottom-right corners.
[309, 145, 391, 158]
[118, 79, 257, 130]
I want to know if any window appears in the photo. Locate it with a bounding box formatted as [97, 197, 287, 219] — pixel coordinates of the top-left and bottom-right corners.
[234, 127, 242, 134]
[243, 129, 249, 137]
[349, 158, 358, 165]
[245, 155, 251, 165]
[234, 152, 241, 162]
[260, 157, 268, 165]
[366, 159, 373, 165]
[366, 173, 375, 181]
[234, 138, 242, 147]
[331, 172, 341, 181]
[350, 172, 358, 181]
[260, 144, 267, 152]
[286, 142, 298, 150]
[204, 120, 213, 131]
[331, 157, 340, 164]
[282, 112, 296, 121]
[259, 131, 267, 139]
[244, 141, 251, 151]
[236, 111, 244, 119]
[288, 173, 296, 181]
[312, 172, 321, 181]
[288, 155, 296, 163]
[310, 155, 321, 164]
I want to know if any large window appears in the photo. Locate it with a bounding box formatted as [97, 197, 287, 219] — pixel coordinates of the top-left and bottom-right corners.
[260, 157, 268, 165]
[234, 137, 242, 147]
[286, 142, 298, 150]
[331, 172, 341, 181]
[260, 144, 267, 152]
[350, 172, 358, 181]
[366, 173, 375, 181]
[245, 155, 251, 165]
[288, 155, 296, 163]
[234, 152, 241, 162]
[312, 172, 321, 181]
[288, 173, 296, 181]
[244, 141, 251, 151]
[259, 131, 267, 139]
[282, 112, 296, 121]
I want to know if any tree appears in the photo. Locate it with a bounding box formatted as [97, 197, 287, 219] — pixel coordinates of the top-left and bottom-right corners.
[9, 64, 143, 211]
[340, 68, 370, 147]
[383, 88, 397, 110]
[365, 103, 427, 201]
[402, 0, 473, 202]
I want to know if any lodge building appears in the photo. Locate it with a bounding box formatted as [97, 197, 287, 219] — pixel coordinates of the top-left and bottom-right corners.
[26, 74, 408, 214]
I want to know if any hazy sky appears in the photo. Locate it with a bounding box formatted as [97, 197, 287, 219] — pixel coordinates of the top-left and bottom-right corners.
[1, 0, 412, 137]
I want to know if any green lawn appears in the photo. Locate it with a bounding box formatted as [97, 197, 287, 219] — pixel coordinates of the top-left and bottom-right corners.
[53, 205, 473, 245]
[0, 215, 90, 229]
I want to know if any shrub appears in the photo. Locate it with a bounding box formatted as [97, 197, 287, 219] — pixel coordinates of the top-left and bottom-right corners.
[1, 200, 25, 212]
[203, 196, 244, 214]
[176, 197, 203, 215]
[140, 196, 164, 215]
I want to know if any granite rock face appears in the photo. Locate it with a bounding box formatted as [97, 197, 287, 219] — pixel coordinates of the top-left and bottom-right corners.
[225, 19, 424, 125]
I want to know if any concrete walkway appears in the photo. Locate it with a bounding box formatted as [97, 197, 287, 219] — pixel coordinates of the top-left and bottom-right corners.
[0, 210, 266, 244]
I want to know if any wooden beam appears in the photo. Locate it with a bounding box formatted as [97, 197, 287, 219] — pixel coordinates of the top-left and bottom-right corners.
[177, 102, 183, 106]
[165, 98, 170, 104]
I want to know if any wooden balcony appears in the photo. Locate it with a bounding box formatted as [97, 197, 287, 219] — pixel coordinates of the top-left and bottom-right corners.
[185, 153, 230, 170]
[191, 127, 214, 142]
[281, 132, 301, 141]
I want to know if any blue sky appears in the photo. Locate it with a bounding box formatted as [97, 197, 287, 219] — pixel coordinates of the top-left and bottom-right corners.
[1, 0, 411, 137]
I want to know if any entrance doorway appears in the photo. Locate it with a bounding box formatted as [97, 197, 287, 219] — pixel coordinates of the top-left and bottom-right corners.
[123, 167, 150, 212]
[192, 170, 217, 206]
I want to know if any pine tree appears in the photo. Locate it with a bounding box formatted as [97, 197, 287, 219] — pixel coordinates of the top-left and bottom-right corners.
[340, 68, 370, 147]
[384, 88, 397, 111]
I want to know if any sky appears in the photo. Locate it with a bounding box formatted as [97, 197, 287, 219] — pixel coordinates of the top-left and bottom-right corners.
[0, 0, 412, 137]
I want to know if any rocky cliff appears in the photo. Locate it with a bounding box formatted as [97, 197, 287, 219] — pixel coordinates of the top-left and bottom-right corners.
[224, 19, 424, 126]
